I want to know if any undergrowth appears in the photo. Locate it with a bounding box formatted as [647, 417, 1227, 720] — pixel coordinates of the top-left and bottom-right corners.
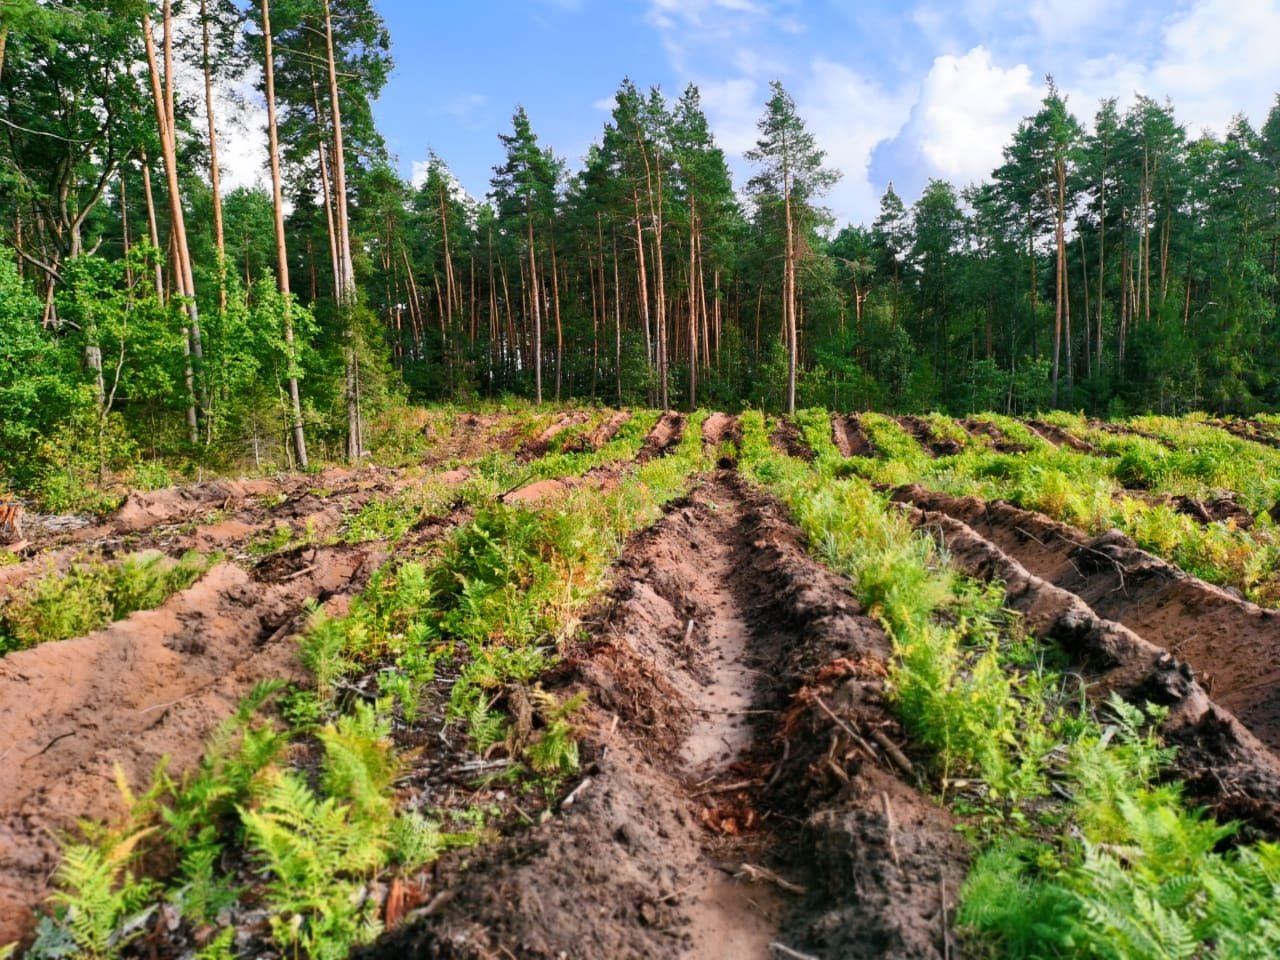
[0, 550, 217, 654]
[28, 407, 710, 959]
[741, 409, 1280, 959]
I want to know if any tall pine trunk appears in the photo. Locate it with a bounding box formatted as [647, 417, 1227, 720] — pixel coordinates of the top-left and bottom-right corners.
[262, 0, 308, 468]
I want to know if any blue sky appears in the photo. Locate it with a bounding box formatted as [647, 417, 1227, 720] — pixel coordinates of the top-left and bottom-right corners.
[368, 0, 1280, 226]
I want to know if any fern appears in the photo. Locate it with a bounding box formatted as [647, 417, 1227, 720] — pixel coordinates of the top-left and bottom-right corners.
[318, 701, 400, 824]
[46, 831, 157, 960]
[388, 811, 446, 870]
[239, 772, 386, 960]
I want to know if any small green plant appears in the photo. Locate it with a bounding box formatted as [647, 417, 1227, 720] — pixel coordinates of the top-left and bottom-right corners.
[0, 550, 215, 654]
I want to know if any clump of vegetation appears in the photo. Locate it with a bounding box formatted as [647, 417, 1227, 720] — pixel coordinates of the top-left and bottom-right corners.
[739, 409, 1280, 958]
[0, 550, 216, 654]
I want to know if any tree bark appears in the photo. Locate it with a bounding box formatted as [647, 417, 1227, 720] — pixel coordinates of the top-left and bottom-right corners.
[142, 4, 202, 443]
[262, 0, 308, 468]
[322, 0, 361, 459]
[200, 0, 227, 311]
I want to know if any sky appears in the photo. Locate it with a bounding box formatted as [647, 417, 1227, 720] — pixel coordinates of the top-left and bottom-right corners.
[268, 0, 1280, 227]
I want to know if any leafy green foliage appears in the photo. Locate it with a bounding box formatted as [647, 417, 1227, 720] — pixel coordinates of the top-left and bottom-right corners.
[0, 550, 216, 654]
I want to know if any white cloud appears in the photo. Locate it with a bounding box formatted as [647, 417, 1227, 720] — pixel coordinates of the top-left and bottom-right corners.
[1028, 0, 1117, 41]
[1147, 0, 1280, 135]
[799, 59, 914, 225]
[911, 47, 1038, 182]
[697, 77, 761, 154]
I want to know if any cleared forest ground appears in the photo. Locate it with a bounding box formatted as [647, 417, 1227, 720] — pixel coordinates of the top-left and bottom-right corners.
[2, 406, 1280, 958]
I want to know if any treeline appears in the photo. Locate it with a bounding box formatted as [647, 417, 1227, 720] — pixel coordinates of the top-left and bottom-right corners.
[2, 1, 1280, 501]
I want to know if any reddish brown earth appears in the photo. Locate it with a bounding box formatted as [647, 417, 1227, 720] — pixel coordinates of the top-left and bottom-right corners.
[637, 412, 686, 462]
[1209, 418, 1280, 450]
[892, 483, 1280, 832]
[361, 476, 963, 960]
[770, 418, 814, 462]
[0, 543, 384, 943]
[10, 408, 1280, 957]
[897, 416, 962, 457]
[958, 418, 1032, 453]
[831, 414, 875, 458]
[1021, 418, 1099, 453]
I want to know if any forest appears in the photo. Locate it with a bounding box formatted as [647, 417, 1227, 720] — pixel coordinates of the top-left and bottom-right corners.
[3, 0, 1280, 505]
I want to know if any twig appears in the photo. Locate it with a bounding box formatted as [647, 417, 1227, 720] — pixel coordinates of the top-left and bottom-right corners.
[766, 736, 791, 790]
[881, 791, 900, 870]
[561, 776, 592, 808]
[691, 778, 762, 797]
[812, 696, 877, 759]
[736, 863, 807, 895]
[869, 727, 915, 777]
[941, 876, 951, 960]
[769, 943, 820, 960]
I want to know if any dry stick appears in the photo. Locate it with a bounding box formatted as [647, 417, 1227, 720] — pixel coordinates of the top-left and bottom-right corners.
[869, 728, 915, 777]
[769, 943, 820, 960]
[737, 863, 807, 896]
[881, 790, 901, 870]
[811, 695, 879, 763]
[941, 876, 952, 960]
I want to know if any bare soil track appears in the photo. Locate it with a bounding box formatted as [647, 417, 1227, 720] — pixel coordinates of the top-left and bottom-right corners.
[0, 542, 384, 942]
[830, 414, 875, 458]
[892, 483, 1280, 833]
[897, 416, 962, 457]
[363, 475, 963, 960]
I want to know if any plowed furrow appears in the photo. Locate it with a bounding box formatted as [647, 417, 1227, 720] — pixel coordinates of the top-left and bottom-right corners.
[1021, 418, 1098, 452]
[830, 413, 875, 457]
[893, 488, 1280, 833]
[363, 475, 962, 960]
[637, 411, 685, 462]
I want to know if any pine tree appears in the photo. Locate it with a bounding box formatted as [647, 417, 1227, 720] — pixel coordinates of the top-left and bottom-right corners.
[746, 80, 838, 414]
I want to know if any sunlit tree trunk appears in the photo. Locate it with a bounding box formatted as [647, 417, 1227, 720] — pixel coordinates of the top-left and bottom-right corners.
[261, 0, 308, 467]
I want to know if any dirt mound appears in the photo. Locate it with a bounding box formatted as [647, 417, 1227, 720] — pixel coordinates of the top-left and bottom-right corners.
[113, 478, 283, 533]
[1209, 418, 1280, 451]
[701, 413, 740, 464]
[638, 412, 685, 462]
[0, 543, 384, 943]
[894, 485, 1280, 833]
[363, 477, 963, 959]
[959, 418, 1030, 453]
[518, 410, 593, 460]
[897, 416, 961, 457]
[831, 414, 875, 458]
[564, 409, 631, 452]
[1023, 418, 1098, 452]
[1086, 419, 1175, 448]
[771, 419, 814, 461]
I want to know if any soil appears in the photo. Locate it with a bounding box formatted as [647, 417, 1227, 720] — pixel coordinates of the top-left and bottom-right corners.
[10, 407, 1280, 957]
[770, 419, 814, 462]
[1209, 418, 1280, 450]
[361, 475, 964, 960]
[518, 410, 594, 460]
[958, 419, 1030, 454]
[897, 417, 962, 457]
[637, 413, 686, 462]
[892, 483, 1280, 833]
[1021, 419, 1098, 453]
[830, 414, 875, 458]
[0, 543, 384, 942]
[1086, 419, 1176, 448]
